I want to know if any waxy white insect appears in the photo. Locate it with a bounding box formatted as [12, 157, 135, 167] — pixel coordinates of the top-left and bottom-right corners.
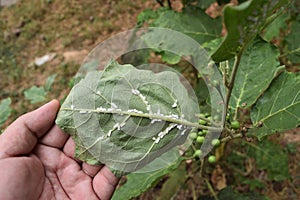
[172, 100, 177, 108]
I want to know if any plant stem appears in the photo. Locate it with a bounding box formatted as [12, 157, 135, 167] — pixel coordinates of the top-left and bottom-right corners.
[205, 179, 219, 200]
[225, 52, 242, 119]
[63, 108, 223, 131]
[220, 133, 242, 143]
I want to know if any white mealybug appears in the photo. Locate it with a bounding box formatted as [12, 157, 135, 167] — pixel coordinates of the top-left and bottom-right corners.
[71, 105, 75, 109]
[176, 124, 183, 130]
[96, 91, 101, 95]
[172, 100, 177, 108]
[111, 102, 118, 109]
[79, 110, 87, 114]
[180, 129, 187, 136]
[155, 137, 160, 144]
[131, 89, 140, 95]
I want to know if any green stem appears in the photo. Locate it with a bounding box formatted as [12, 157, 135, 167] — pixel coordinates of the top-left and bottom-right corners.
[205, 179, 219, 200]
[225, 52, 242, 120]
[62, 108, 223, 131]
[220, 133, 242, 143]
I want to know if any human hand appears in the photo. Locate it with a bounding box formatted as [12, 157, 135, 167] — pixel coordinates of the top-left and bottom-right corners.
[0, 100, 119, 200]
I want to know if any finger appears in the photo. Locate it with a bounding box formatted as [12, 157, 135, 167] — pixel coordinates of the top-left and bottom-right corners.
[63, 137, 82, 163]
[40, 125, 69, 149]
[0, 100, 60, 159]
[82, 162, 103, 178]
[93, 166, 120, 200]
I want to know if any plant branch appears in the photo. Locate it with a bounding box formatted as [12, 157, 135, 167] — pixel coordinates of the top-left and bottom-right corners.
[220, 133, 242, 143]
[205, 179, 219, 200]
[225, 52, 242, 119]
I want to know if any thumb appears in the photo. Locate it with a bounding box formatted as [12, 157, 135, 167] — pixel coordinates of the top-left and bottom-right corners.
[0, 100, 60, 158]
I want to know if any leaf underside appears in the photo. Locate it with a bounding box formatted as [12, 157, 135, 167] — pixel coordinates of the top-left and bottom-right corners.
[55, 61, 199, 176]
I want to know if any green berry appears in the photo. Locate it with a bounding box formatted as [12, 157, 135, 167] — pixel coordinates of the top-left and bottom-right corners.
[193, 149, 202, 158]
[205, 112, 210, 117]
[211, 139, 220, 147]
[208, 155, 217, 163]
[199, 119, 207, 125]
[198, 131, 204, 136]
[189, 132, 197, 140]
[196, 136, 205, 144]
[202, 130, 208, 135]
[231, 120, 240, 129]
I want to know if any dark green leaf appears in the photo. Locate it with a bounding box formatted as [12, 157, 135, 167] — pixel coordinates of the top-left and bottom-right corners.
[0, 98, 12, 128]
[250, 71, 300, 140]
[212, 0, 288, 62]
[230, 37, 281, 110]
[261, 12, 288, 42]
[111, 156, 183, 200]
[24, 86, 47, 104]
[158, 163, 187, 200]
[146, 7, 222, 45]
[56, 61, 201, 176]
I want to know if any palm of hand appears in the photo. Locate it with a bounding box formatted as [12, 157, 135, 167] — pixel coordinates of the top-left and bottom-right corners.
[0, 100, 118, 200]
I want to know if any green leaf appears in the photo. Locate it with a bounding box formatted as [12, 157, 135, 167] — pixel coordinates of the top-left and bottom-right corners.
[212, 0, 288, 62]
[283, 15, 300, 64]
[158, 163, 187, 200]
[111, 157, 183, 200]
[250, 71, 300, 140]
[146, 7, 222, 45]
[247, 140, 290, 181]
[230, 37, 281, 110]
[45, 74, 57, 91]
[24, 86, 47, 104]
[56, 60, 202, 176]
[261, 12, 288, 42]
[0, 98, 12, 128]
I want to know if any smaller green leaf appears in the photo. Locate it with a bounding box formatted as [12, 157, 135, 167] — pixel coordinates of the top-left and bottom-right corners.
[0, 98, 12, 128]
[261, 12, 288, 42]
[45, 74, 57, 91]
[111, 158, 183, 200]
[158, 163, 187, 200]
[212, 0, 288, 62]
[229, 37, 281, 110]
[250, 71, 300, 140]
[24, 86, 47, 104]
